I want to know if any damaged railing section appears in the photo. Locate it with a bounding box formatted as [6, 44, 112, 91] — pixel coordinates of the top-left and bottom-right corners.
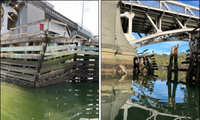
[1, 18, 71, 40]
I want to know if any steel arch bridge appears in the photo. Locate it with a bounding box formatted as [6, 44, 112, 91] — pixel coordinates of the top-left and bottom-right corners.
[101, 0, 199, 65]
[120, 0, 200, 48]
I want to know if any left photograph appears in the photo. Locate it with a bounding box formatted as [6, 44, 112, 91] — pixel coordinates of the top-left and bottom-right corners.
[1, 0, 99, 120]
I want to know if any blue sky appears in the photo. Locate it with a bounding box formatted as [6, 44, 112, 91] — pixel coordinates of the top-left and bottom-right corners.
[136, 1, 199, 54]
[177, 1, 199, 7]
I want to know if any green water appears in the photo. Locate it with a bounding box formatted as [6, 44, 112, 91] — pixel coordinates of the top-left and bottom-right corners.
[102, 71, 199, 120]
[1, 82, 99, 120]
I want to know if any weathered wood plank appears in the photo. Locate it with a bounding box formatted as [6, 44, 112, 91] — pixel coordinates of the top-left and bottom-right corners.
[50, 37, 84, 44]
[0, 64, 37, 75]
[9, 29, 47, 37]
[76, 46, 99, 51]
[75, 55, 99, 59]
[1, 35, 45, 45]
[1, 53, 41, 59]
[78, 51, 99, 56]
[45, 45, 98, 52]
[10, 19, 49, 30]
[41, 62, 75, 73]
[1, 31, 10, 36]
[1, 59, 39, 67]
[1, 70, 35, 81]
[38, 67, 72, 80]
[45, 44, 76, 52]
[42, 55, 75, 67]
[44, 50, 78, 60]
[74, 65, 99, 69]
[84, 42, 99, 46]
[1, 37, 10, 40]
[1, 46, 43, 52]
[53, 40, 82, 44]
[77, 61, 99, 65]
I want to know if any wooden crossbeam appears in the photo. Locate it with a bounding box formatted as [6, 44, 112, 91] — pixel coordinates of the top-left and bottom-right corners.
[1, 46, 43, 52]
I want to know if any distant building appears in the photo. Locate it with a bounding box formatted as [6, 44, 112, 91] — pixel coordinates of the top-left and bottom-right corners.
[1, 0, 95, 41]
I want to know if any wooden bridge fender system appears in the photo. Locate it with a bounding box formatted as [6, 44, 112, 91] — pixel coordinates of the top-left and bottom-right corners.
[0, 19, 99, 87]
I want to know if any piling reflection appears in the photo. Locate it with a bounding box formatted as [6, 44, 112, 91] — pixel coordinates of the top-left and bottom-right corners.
[1, 82, 99, 120]
[102, 71, 199, 120]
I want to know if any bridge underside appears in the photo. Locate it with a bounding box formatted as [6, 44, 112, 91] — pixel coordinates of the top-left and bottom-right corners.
[120, 1, 199, 48]
[102, 1, 199, 66]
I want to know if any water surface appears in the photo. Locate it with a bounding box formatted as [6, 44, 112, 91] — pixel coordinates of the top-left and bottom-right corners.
[102, 71, 199, 120]
[1, 82, 99, 120]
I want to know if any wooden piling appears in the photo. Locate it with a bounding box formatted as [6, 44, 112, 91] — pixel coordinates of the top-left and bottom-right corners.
[168, 44, 179, 81]
[195, 38, 200, 83]
[133, 53, 157, 74]
[186, 43, 195, 82]
[168, 47, 174, 77]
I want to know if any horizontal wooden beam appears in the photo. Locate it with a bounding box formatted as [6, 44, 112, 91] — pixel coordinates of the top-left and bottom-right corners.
[45, 44, 76, 52]
[38, 67, 72, 80]
[10, 19, 49, 30]
[1, 53, 41, 59]
[1, 59, 39, 67]
[1, 46, 43, 52]
[1, 64, 37, 75]
[78, 51, 99, 56]
[41, 62, 75, 73]
[1, 70, 36, 81]
[75, 55, 99, 59]
[1, 37, 10, 40]
[9, 29, 47, 37]
[42, 55, 75, 67]
[44, 50, 78, 60]
[1, 31, 10, 36]
[1, 34, 45, 45]
[84, 42, 99, 46]
[76, 46, 99, 51]
[44, 50, 78, 57]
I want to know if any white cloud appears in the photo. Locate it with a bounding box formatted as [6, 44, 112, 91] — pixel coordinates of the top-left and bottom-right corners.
[47, 1, 98, 35]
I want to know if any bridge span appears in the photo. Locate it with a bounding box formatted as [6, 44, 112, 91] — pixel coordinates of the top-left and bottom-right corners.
[121, 0, 199, 48]
[102, 0, 199, 67]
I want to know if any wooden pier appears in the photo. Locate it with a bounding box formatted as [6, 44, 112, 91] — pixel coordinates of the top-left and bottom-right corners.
[0, 19, 99, 87]
[167, 37, 200, 84]
[133, 50, 158, 74]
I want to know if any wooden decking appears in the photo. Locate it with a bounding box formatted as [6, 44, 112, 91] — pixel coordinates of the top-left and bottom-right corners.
[0, 19, 99, 87]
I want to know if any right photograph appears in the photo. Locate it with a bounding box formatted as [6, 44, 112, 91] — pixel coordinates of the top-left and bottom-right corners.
[101, 0, 200, 120]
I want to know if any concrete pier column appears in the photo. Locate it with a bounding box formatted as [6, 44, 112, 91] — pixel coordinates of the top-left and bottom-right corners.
[120, 12, 136, 42]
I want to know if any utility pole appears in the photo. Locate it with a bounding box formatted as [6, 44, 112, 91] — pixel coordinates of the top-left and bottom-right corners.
[81, 0, 84, 30]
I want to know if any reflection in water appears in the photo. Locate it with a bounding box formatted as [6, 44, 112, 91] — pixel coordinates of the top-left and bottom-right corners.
[1, 82, 99, 120]
[101, 71, 199, 120]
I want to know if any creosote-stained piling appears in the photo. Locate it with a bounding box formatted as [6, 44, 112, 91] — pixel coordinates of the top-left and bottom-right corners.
[133, 50, 158, 74]
[186, 37, 199, 83]
[168, 44, 179, 80]
[0, 19, 99, 87]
